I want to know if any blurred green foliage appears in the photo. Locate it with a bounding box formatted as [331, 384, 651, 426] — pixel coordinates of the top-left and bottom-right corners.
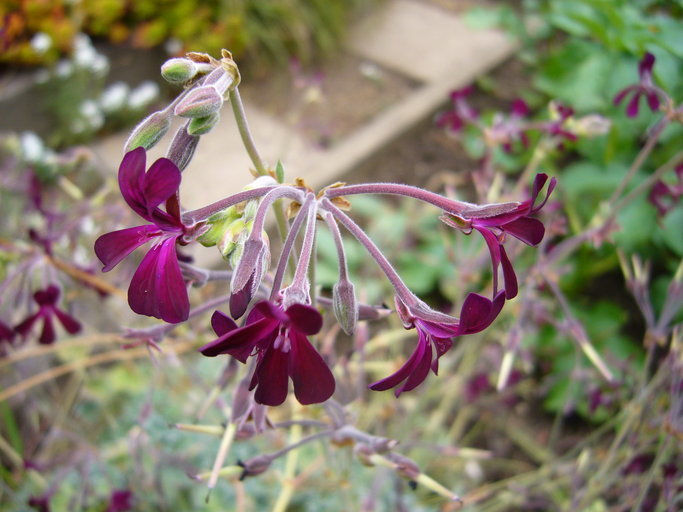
[0, 0, 377, 69]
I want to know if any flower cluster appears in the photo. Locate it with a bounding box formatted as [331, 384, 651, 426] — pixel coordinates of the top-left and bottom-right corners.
[92, 50, 556, 408]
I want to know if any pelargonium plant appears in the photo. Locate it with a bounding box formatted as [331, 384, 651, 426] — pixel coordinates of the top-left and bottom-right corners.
[94, 51, 554, 405]
[87, 49, 554, 501]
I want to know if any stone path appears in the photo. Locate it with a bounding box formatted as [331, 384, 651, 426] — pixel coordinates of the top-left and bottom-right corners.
[92, 0, 516, 209]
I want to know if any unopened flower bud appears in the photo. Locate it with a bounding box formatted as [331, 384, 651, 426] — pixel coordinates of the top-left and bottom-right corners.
[218, 218, 248, 260]
[187, 112, 220, 135]
[238, 454, 273, 480]
[569, 114, 612, 137]
[166, 122, 199, 171]
[197, 208, 240, 248]
[388, 453, 421, 480]
[333, 278, 358, 335]
[174, 85, 223, 118]
[161, 58, 198, 83]
[124, 111, 171, 152]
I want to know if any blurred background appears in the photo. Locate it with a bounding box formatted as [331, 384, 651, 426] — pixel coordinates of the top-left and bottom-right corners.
[1, 1, 683, 511]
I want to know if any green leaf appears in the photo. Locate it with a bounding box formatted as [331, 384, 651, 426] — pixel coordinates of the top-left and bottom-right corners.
[662, 205, 683, 256]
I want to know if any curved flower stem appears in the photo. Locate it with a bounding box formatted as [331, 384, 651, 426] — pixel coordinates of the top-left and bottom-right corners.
[291, 194, 319, 293]
[248, 187, 305, 241]
[270, 195, 314, 298]
[320, 198, 419, 308]
[182, 186, 278, 225]
[322, 212, 351, 285]
[607, 117, 670, 204]
[229, 87, 267, 176]
[229, 86, 291, 242]
[324, 182, 476, 214]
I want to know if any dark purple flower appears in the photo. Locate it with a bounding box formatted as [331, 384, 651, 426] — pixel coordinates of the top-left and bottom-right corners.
[436, 86, 479, 134]
[0, 317, 15, 345]
[369, 291, 504, 396]
[486, 99, 532, 153]
[28, 495, 51, 512]
[94, 148, 190, 323]
[441, 173, 556, 299]
[614, 52, 661, 117]
[14, 286, 81, 344]
[199, 301, 335, 406]
[649, 163, 683, 216]
[106, 489, 134, 512]
[543, 102, 577, 142]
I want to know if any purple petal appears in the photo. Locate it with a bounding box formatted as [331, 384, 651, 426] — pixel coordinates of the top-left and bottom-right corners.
[253, 347, 290, 406]
[199, 317, 276, 360]
[369, 332, 428, 393]
[35, 286, 59, 306]
[626, 92, 641, 118]
[646, 91, 660, 112]
[639, 52, 655, 78]
[128, 237, 189, 323]
[530, 175, 557, 213]
[39, 316, 56, 344]
[53, 308, 82, 335]
[476, 227, 502, 295]
[211, 310, 238, 336]
[0, 319, 15, 343]
[14, 313, 40, 338]
[504, 217, 545, 246]
[118, 148, 149, 219]
[397, 339, 433, 395]
[511, 98, 529, 117]
[289, 331, 335, 404]
[141, 157, 182, 218]
[95, 225, 160, 272]
[613, 88, 631, 106]
[415, 318, 460, 339]
[459, 293, 493, 334]
[499, 246, 518, 299]
[286, 303, 323, 335]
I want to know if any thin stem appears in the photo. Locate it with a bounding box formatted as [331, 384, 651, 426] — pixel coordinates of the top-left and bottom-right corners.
[322, 212, 351, 284]
[291, 194, 318, 291]
[181, 186, 278, 225]
[320, 199, 418, 307]
[324, 183, 478, 214]
[608, 118, 670, 204]
[248, 187, 304, 240]
[229, 87, 267, 176]
[270, 196, 313, 298]
[206, 421, 238, 498]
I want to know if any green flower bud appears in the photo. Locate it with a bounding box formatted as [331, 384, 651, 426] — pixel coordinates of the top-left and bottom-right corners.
[174, 85, 223, 118]
[187, 111, 220, 135]
[333, 278, 358, 335]
[124, 111, 172, 152]
[197, 207, 240, 247]
[219, 218, 248, 261]
[161, 58, 198, 83]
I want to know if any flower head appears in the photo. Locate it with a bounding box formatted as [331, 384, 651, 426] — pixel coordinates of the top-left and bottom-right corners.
[94, 148, 190, 323]
[441, 173, 556, 299]
[614, 52, 661, 117]
[200, 301, 335, 406]
[370, 291, 505, 396]
[436, 86, 479, 134]
[649, 163, 683, 216]
[14, 285, 81, 345]
[486, 98, 531, 153]
[106, 489, 134, 512]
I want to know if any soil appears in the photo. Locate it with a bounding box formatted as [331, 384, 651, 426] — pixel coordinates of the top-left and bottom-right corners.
[240, 53, 418, 149]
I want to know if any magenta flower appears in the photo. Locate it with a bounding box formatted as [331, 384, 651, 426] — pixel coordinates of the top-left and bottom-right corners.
[614, 52, 661, 117]
[441, 173, 556, 299]
[199, 301, 335, 406]
[0, 318, 15, 345]
[649, 163, 683, 216]
[436, 86, 479, 134]
[370, 291, 505, 396]
[14, 285, 81, 345]
[94, 148, 190, 323]
[106, 489, 134, 512]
